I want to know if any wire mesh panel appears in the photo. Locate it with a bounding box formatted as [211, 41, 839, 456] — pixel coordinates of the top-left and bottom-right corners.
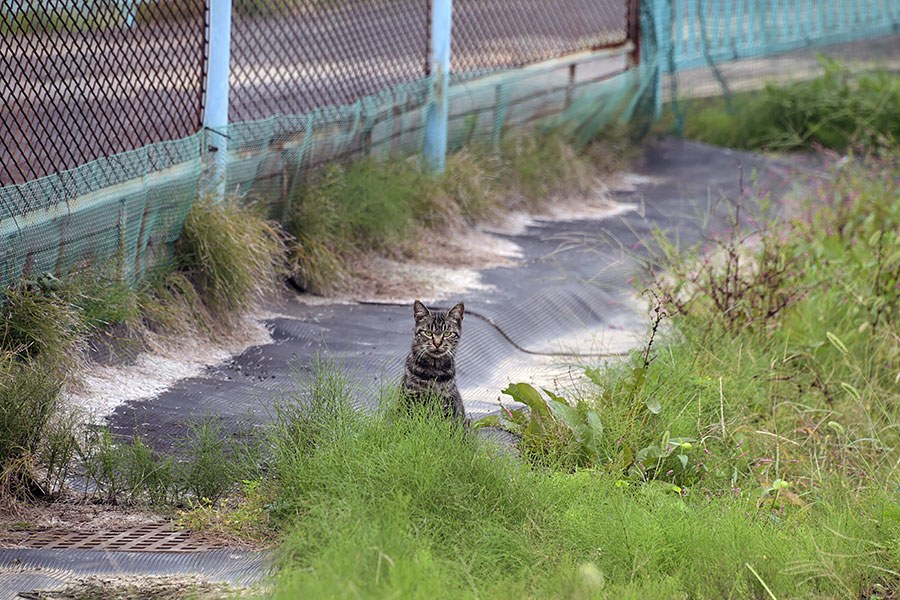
[666, 0, 900, 73]
[230, 0, 430, 122]
[0, 1, 207, 187]
[450, 0, 628, 82]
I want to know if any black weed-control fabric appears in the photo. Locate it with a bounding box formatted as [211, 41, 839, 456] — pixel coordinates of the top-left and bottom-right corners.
[107, 138, 803, 447]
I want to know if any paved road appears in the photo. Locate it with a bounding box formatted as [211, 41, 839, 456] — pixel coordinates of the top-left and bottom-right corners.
[106, 137, 804, 452]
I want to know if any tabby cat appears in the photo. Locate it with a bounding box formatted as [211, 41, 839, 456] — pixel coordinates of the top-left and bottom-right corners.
[401, 300, 466, 422]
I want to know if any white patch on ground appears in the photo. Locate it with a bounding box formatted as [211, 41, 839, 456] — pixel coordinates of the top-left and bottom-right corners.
[608, 172, 663, 192]
[63, 313, 275, 421]
[470, 229, 524, 260]
[548, 324, 643, 357]
[483, 211, 537, 236]
[486, 190, 636, 236]
[464, 292, 649, 418]
[290, 227, 524, 306]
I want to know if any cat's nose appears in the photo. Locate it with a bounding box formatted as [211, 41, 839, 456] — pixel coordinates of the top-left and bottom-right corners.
[433, 335, 443, 347]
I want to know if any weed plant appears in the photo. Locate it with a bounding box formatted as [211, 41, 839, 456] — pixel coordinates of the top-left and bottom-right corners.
[176, 195, 286, 317]
[676, 58, 900, 151]
[79, 416, 261, 507]
[501, 145, 900, 502]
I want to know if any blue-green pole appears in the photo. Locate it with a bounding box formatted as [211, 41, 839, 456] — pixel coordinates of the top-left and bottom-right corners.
[425, 0, 452, 172]
[204, 0, 232, 199]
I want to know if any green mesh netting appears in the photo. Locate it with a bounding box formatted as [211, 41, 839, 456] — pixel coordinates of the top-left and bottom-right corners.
[0, 134, 203, 289]
[2, 0, 898, 291]
[654, 0, 900, 134]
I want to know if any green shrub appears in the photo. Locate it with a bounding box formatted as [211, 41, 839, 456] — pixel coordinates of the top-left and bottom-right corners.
[678, 58, 900, 151]
[0, 283, 83, 364]
[0, 352, 66, 498]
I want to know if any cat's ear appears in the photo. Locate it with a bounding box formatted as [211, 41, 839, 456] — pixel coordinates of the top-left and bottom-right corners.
[447, 302, 464, 324]
[413, 299, 430, 321]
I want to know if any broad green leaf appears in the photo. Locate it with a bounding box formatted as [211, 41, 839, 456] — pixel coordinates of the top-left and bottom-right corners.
[587, 411, 604, 443]
[545, 397, 580, 430]
[636, 444, 661, 463]
[584, 367, 604, 388]
[502, 383, 550, 436]
[678, 454, 688, 469]
[645, 397, 662, 414]
[619, 445, 633, 470]
[502, 383, 550, 418]
[630, 366, 647, 390]
[667, 437, 696, 445]
[542, 388, 568, 404]
[473, 415, 502, 429]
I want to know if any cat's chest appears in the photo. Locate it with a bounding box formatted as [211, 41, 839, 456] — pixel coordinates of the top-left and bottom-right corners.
[404, 354, 456, 386]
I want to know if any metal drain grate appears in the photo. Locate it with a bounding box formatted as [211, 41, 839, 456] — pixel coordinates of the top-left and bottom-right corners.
[17, 522, 221, 553]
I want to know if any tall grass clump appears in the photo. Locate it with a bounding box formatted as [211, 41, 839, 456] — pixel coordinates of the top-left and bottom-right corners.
[283, 130, 623, 294]
[176, 194, 287, 317]
[284, 159, 429, 292]
[677, 58, 900, 151]
[499, 132, 595, 207]
[0, 283, 83, 500]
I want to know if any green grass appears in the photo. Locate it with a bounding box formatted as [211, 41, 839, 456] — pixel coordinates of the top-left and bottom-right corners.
[0, 129, 623, 501]
[255, 361, 898, 599]
[283, 131, 621, 294]
[0, 196, 283, 501]
[251, 141, 900, 599]
[176, 194, 286, 318]
[672, 58, 900, 152]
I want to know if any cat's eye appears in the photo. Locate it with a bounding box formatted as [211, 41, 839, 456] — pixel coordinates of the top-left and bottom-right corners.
[445, 332, 457, 338]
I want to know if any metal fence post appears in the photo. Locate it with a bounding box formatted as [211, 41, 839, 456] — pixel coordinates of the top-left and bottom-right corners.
[424, 0, 452, 172]
[651, 0, 671, 119]
[204, 0, 232, 200]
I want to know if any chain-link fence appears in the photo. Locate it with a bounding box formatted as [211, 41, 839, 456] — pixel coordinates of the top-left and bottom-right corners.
[229, 0, 430, 121]
[450, 0, 627, 82]
[0, 1, 207, 186]
[0, 0, 632, 290]
[5, 0, 897, 292]
[653, 0, 900, 133]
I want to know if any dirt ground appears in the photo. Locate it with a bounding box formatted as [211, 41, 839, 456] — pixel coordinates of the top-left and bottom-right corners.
[17, 575, 252, 600]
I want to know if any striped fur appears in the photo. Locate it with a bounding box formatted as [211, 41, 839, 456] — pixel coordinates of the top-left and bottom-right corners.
[401, 300, 465, 422]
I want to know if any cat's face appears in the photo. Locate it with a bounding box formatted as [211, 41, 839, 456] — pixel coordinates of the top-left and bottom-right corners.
[411, 300, 464, 358]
